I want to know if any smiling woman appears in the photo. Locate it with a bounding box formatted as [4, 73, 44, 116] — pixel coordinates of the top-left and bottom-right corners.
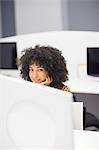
[17, 45, 70, 92]
[29, 63, 52, 86]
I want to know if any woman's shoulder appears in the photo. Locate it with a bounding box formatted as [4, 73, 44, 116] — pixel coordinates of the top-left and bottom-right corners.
[58, 83, 70, 92]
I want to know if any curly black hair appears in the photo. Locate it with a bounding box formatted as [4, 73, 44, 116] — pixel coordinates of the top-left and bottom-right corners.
[18, 45, 69, 88]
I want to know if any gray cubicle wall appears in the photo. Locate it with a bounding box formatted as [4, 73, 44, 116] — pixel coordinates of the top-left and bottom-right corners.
[1, 0, 16, 37]
[62, 0, 99, 32]
[67, 0, 99, 31]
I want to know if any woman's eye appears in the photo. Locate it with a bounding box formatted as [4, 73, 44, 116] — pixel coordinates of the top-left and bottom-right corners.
[39, 68, 44, 71]
[29, 68, 33, 71]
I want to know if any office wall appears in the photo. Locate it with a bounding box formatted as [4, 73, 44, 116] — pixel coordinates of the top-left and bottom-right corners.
[61, 0, 69, 30]
[1, 0, 99, 37]
[0, 1, 2, 38]
[15, 0, 63, 35]
[15, 0, 99, 35]
[0, 0, 16, 37]
[67, 0, 99, 31]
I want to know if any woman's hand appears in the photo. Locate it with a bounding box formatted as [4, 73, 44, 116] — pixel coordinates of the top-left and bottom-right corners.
[40, 76, 53, 86]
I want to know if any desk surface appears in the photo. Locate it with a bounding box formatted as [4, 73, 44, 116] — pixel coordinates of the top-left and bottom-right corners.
[66, 77, 99, 94]
[74, 130, 99, 150]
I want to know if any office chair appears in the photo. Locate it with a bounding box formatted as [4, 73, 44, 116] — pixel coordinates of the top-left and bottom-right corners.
[85, 112, 99, 131]
[73, 94, 99, 131]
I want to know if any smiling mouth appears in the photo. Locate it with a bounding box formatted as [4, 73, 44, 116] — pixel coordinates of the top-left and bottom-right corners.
[33, 80, 40, 83]
[33, 79, 46, 83]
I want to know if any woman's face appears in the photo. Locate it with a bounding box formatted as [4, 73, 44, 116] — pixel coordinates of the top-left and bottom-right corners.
[29, 63, 49, 84]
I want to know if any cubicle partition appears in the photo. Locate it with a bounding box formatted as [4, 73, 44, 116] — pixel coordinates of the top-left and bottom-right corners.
[0, 74, 73, 150]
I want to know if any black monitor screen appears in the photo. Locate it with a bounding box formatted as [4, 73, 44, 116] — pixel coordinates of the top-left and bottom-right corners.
[87, 47, 99, 77]
[0, 42, 18, 69]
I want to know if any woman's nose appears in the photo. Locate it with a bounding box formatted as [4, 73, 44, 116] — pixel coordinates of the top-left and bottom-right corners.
[32, 71, 38, 78]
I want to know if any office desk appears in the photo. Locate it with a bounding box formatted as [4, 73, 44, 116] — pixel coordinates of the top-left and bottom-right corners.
[66, 78, 99, 94]
[67, 78, 99, 130]
[74, 130, 99, 150]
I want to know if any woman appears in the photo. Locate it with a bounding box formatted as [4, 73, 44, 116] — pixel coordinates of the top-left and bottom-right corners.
[18, 45, 70, 92]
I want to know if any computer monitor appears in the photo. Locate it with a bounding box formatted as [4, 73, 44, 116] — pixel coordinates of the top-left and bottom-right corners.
[87, 47, 99, 77]
[0, 42, 18, 69]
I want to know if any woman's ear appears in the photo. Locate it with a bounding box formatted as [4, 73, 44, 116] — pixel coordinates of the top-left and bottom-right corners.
[50, 77, 53, 83]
